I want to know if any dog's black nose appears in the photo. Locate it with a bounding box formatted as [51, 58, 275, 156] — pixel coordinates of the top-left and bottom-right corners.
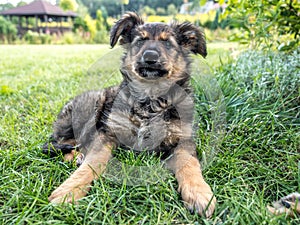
[142, 50, 159, 64]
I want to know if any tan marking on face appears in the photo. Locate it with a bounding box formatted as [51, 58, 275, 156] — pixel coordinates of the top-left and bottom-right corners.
[140, 30, 150, 39]
[158, 31, 170, 41]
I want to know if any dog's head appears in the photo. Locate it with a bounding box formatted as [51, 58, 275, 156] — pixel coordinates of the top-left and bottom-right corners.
[110, 12, 206, 84]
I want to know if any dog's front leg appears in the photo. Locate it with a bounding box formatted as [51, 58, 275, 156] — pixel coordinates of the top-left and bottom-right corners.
[165, 141, 216, 218]
[48, 138, 114, 204]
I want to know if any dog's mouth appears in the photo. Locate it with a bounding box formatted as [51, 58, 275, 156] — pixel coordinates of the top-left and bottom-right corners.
[137, 67, 168, 79]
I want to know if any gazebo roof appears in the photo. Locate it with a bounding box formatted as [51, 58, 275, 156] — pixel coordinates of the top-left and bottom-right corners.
[0, 0, 77, 17]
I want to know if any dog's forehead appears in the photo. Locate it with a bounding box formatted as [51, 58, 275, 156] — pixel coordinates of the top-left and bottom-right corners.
[136, 22, 174, 38]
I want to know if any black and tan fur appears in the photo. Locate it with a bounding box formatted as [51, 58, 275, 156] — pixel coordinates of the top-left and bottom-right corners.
[43, 12, 216, 217]
[268, 193, 300, 217]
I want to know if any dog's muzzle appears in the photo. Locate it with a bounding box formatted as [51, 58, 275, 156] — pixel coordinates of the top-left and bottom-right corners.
[137, 50, 168, 79]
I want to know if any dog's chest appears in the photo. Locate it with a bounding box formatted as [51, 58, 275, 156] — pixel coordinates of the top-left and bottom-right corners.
[106, 96, 180, 151]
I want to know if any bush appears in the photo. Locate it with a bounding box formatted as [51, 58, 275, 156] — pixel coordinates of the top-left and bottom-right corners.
[195, 48, 299, 191]
[23, 31, 40, 44]
[216, 49, 300, 128]
[156, 7, 166, 16]
[140, 6, 156, 16]
[0, 16, 17, 43]
[40, 33, 51, 44]
[167, 4, 178, 16]
[93, 30, 109, 44]
[224, 0, 300, 51]
[57, 32, 90, 44]
[23, 31, 51, 44]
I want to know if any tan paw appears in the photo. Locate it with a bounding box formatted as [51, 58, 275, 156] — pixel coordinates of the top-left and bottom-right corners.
[180, 181, 216, 218]
[48, 185, 89, 204]
[64, 150, 85, 167]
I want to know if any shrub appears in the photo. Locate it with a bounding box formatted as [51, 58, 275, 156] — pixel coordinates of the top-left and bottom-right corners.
[194, 49, 299, 189]
[167, 4, 178, 16]
[216, 49, 300, 130]
[93, 30, 109, 44]
[0, 16, 17, 43]
[156, 7, 166, 16]
[40, 33, 51, 44]
[73, 16, 88, 33]
[23, 31, 51, 44]
[23, 31, 40, 44]
[55, 32, 91, 44]
[140, 6, 156, 16]
[224, 0, 300, 51]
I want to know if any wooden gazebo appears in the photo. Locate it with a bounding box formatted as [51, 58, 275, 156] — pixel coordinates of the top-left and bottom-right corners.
[0, 0, 77, 36]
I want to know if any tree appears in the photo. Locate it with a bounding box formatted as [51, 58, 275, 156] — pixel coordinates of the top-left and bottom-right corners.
[73, 16, 88, 33]
[0, 3, 14, 12]
[140, 6, 156, 16]
[80, 0, 183, 18]
[96, 9, 105, 31]
[121, 0, 130, 15]
[156, 7, 166, 16]
[167, 4, 177, 16]
[0, 16, 17, 43]
[60, 0, 78, 11]
[84, 14, 96, 39]
[17, 1, 27, 7]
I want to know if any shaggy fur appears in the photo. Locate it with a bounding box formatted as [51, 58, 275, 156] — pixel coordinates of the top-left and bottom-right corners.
[268, 192, 300, 217]
[43, 12, 216, 217]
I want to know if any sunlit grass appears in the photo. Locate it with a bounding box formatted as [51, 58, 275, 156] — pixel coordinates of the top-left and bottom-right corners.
[0, 44, 299, 224]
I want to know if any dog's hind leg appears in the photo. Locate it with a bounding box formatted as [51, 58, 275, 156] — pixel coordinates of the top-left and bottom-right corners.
[42, 101, 78, 159]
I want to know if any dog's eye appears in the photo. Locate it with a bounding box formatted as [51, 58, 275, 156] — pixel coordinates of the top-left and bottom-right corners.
[163, 40, 172, 48]
[136, 38, 148, 47]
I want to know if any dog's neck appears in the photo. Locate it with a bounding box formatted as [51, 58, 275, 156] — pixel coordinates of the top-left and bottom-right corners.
[120, 74, 191, 104]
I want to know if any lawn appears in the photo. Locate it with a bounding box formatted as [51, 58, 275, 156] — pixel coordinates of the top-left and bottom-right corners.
[0, 44, 299, 224]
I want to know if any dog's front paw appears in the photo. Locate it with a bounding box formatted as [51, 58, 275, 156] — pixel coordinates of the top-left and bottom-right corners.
[48, 186, 73, 204]
[179, 181, 216, 218]
[48, 184, 89, 204]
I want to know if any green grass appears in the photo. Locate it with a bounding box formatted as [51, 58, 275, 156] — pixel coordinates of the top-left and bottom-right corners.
[0, 44, 299, 224]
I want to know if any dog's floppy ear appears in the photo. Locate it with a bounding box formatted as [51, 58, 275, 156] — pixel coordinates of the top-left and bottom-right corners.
[110, 12, 144, 48]
[171, 22, 207, 58]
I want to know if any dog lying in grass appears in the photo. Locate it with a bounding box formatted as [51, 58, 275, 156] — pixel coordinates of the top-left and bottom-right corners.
[43, 12, 216, 217]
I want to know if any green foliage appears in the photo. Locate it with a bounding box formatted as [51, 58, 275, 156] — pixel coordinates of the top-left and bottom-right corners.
[60, 0, 78, 11]
[156, 7, 166, 16]
[141, 6, 156, 16]
[23, 31, 51, 44]
[217, 49, 300, 125]
[84, 14, 96, 39]
[0, 3, 13, 11]
[0, 85, 14, 96]
[79, 0, 182, 18]
[72, 10, 109, 44]
[95, 9, 106, 31]
[225, 0, 300, 51]
[73, 16, 88, 32]
[93, 30, 109, 44]
[16, 1, 27, 7]
[0, 16, 17, 43]
[167, 4, 178, 16]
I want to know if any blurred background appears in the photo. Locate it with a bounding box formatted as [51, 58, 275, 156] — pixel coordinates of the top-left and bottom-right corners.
[0, 0, 298, 51]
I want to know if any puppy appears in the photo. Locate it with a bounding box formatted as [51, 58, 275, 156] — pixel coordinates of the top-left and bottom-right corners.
[43, 12, 216, 217]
